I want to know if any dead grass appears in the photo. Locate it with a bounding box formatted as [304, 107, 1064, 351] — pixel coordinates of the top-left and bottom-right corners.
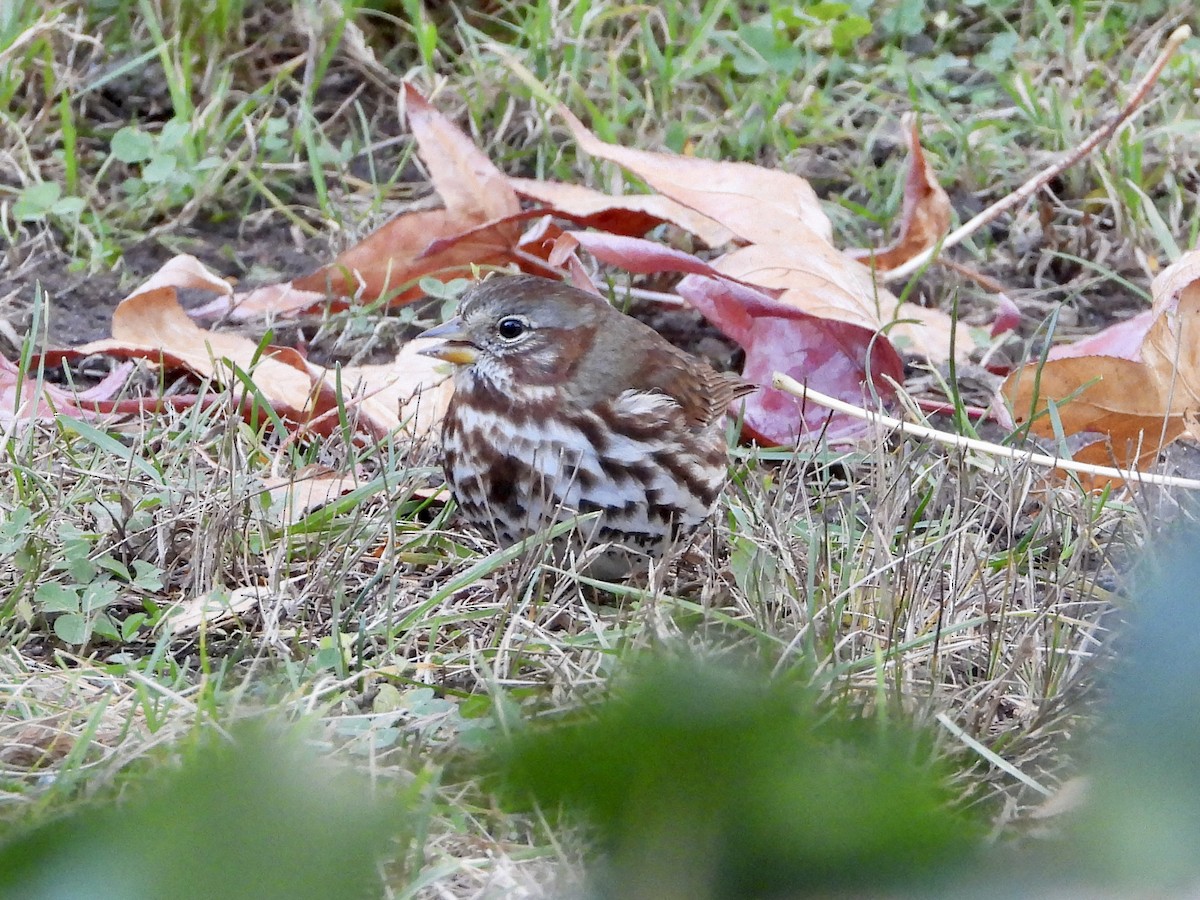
[2, 0, 1197, 895]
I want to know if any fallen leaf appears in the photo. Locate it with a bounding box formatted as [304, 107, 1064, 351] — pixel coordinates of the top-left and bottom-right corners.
[569, 230, 762, 281]
[190, 281, 328, 322]
[677, 275, 905, 444]
[196, 86, 537, 319]
[165, 585, 264, 634]
[405, 85, 520, 225]
[558, 105, 833, 246]
[509, 176, 735, 248]
[292, 86, 522, 302]
[1005, 355, 1186, 469]
[325, 337, 454, 442]
[1142, 255, 1200, 441]
[846, 118, 952, 272]
[261, 467, 363, 524]
[714, 235, 983, 360]
[1002, 249, 1200, 475]
[0, 357, 136, 429]
[75, 256, 338, 426]
[563, 232, 905, 443]
[1048, 310, 1154, 361]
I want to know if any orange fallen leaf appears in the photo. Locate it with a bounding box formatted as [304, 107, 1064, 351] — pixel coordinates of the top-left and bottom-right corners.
[846, 117, 952, 272]
[69, 255, 451, 442]
[290, 209, 536, 304]
[76, 256, 336, 425]
[294, 85, 522, 302]
[195, 86, 539, 320]
[1006, 355, 1186, 469]
[1003, 248, 1200, 475]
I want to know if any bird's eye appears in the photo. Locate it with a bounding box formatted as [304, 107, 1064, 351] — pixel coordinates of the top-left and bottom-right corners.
[495, 316, 528, 341]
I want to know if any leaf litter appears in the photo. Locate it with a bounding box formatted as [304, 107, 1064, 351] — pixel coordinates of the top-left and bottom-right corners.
[23, 72, 1195, 491]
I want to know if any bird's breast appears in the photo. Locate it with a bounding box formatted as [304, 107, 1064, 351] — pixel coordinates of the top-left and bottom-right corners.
[442, 392, 727, 539]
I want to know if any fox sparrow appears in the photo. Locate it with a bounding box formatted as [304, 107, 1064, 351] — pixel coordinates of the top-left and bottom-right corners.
[418, 275, 755, 577]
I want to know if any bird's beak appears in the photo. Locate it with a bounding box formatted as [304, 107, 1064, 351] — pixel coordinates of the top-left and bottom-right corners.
[416, 317, 478, 365]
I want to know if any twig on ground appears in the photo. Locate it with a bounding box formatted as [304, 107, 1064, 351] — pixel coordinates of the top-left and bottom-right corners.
[772, 372, 1200, 491]
[884, 24, 1192, 283]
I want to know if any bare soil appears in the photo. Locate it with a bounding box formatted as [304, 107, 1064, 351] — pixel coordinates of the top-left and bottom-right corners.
[2, 217, 323, 352]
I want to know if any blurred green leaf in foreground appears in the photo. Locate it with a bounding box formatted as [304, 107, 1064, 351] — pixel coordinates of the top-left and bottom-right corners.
[1071, 521, 1200, 887]
[0, 722, 404, 900]
[494, 659, 984, 900]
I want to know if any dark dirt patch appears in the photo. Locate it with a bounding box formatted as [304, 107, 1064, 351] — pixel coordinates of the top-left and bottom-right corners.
[1, 217, 328, 354]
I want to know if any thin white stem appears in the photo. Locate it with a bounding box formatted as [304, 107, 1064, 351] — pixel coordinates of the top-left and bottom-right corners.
[771, 372, 1200, 491]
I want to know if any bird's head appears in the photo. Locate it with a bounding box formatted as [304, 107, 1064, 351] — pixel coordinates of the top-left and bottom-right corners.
[418, 275, 608, 389]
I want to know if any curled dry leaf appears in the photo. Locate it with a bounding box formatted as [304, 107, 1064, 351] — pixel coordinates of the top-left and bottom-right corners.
[75, 255, 338, 425]
[294, 85, 524, 302]
[195, 85, 535, 321]
[1003, 249, 1200, 475]
[403, 85, 520, 225]
[0, 358, 137, 429]
[69, 255, 450, 442]
[678, 275, 905, 444]
[165, 585, 264, 635]
[554, 106, 1044, 448]
[846, 117, 952, 272]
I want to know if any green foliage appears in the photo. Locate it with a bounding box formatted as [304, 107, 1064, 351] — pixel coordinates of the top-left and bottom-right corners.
[11, 182, 85, 223]
[30, 520, 164, 646]
[493, 659, 984, 898]
[0, 721, 406, 900]
[1070, 523, 1200, 885]
[108, 121, 223, 215]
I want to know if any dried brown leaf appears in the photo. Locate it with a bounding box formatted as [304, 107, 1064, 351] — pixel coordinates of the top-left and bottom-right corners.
[1002, 249, 1200, 475]
[509, 176, 735, 247]
[557, 105, 833, 246]
[846, 118, 952, 272]
[328, 337, 454, 442]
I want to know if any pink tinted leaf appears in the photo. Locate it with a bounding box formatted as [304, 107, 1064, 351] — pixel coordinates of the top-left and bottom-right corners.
[990, 291, 1022, 337]
[677, 275, 905, 445]
[1048, 309, 1153, 361]
[192, 282, 330, 322]
[716, 242, 984, 361]
[0, 356, 129, 426]
[570, 231, 767, 283]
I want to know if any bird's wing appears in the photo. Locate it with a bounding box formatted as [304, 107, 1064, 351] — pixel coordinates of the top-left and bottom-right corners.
[635, 348, 756, 430]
